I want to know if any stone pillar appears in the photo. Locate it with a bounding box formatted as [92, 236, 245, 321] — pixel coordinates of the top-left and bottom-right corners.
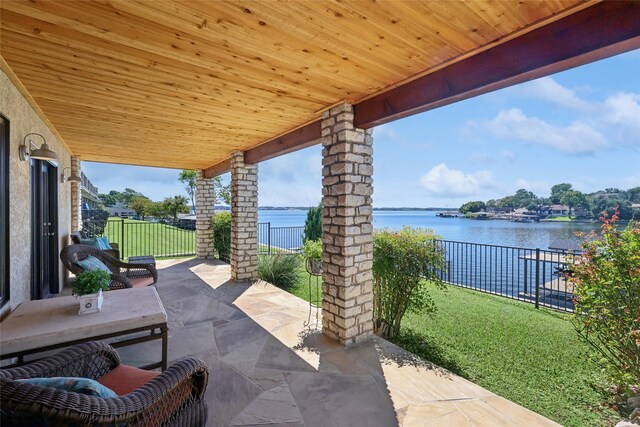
[70, 156, 82, 232]
[196, 170, 216, 259]
[321, 104, 374, 346]
[230, 151, 259, 281]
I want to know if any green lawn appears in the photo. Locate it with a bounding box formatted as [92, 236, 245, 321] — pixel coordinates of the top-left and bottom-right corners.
[104, 217, 195, 259]
[286, 275, 616, 426]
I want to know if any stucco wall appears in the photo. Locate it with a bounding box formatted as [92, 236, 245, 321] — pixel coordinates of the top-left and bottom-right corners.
[1, 70, 72, 315]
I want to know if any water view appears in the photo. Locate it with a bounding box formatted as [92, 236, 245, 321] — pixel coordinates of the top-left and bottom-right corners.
[258, 209, 599, 250]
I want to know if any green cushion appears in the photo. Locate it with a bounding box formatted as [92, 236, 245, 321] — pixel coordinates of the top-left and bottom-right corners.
[17, 377, 117, 398]
[76, 255, 111, 273]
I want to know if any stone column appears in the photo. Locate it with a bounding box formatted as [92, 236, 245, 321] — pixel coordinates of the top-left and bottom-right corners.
[321, 103, 374, 346]
[196, 170, 216, 259]
[70, 156, 82, 232]
[230, 151, 259, 281]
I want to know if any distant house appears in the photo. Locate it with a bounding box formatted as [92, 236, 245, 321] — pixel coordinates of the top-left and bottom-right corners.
[107, 203, 135, 218]
[632, 203, 640, 212]
[545, 205, 569, 216]
[486, 207, 513, 214]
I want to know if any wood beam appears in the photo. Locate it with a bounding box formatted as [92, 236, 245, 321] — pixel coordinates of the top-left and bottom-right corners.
[203, 159, 231, 178]
[243, 120, 322, 164]
[354, 1, 640, 129]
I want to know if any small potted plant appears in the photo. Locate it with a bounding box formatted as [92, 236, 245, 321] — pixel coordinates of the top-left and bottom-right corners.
[72, 270, 110, 315]
[302, 239, 322, 276]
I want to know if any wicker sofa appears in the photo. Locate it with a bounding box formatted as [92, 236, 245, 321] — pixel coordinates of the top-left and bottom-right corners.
[0, 341, 209, 426]
[61, 244, 158, 290]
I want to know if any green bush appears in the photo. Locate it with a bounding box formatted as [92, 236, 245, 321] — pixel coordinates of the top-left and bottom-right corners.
[302, 239, 322, 261]
[72, 270, 110, 296]
[570, 215, 640, 391]
[211, 211, 231, 262]
[258, 254, 302, 290]
[372, 227, 446, 339]
[303, 203, 322, 242]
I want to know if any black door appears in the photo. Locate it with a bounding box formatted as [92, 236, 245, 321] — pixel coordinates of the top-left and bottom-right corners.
[0, 117, 9, 307]
[31, 159, 59, 300]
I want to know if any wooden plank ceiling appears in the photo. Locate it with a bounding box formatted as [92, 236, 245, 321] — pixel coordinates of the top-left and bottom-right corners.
[0, 0, 599, 170]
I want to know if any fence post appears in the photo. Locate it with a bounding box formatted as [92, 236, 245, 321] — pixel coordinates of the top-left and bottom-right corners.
[120, 218, 125, 260]
[534, 248, 540, 309]
[267, 222, 271, 255]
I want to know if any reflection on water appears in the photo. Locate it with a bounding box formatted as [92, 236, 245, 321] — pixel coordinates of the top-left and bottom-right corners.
[258, 210, 600, 250]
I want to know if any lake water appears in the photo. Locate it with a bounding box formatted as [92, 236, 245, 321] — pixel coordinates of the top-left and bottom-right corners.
[258, 209, 599, 250]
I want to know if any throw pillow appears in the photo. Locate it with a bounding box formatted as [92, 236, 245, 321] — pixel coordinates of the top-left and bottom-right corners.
[17, 377, 118, 398]
[76, 255, 111, 273]
[96, 236, 113, 251]
[80, 238, 101, 249]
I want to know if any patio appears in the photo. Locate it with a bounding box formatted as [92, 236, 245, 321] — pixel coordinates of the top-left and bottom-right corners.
[115, 258, 559, 427]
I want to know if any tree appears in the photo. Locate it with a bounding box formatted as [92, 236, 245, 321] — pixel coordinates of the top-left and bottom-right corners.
[626, 187, 640, 203]
[130, 196, 151, 220]
[560, 190, 588, 216]
[178, 170, 197, 214]
[163, 195, 190, 223]
[550, 183, 573, 204]
[459, 201, 486, 214]
[98, 192, 118, 207]
[512, 189, 538, 208]
[214, 176, 231, 206]
[147, 201, 170, 222]
[303, 203, 322, 242]
[592, 198, 633, 220]
[120, 188, 145, 207]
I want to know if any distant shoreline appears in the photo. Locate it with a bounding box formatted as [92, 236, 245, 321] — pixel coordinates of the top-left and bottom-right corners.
[258, 207, 452, 211]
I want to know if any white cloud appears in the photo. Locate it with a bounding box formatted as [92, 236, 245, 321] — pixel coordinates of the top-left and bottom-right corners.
[603, 92, 640, 133]
[521, 77, 594, 112]
[484, 108, 608, 154]
[419, 163, 495, 197]
[373, 124, 400, 140]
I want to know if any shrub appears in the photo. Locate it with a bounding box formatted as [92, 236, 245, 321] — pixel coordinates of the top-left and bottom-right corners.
[258, 254, 301, 290]
[570, 214, 640, 391]
[372, 227, 446, 339]
[303, 203, 322, 242]
[302, 239, 322, 261]
[72, 270, 110, 296]
[211, 211, 231, 262]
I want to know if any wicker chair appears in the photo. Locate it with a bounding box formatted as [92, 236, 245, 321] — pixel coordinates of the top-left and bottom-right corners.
[0, 341, 209, 426]
[71, 231, 120, 259]
[61, 244, 158, 290]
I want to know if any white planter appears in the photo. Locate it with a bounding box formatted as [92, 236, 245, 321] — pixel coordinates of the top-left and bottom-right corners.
[78, 289, 103, 315]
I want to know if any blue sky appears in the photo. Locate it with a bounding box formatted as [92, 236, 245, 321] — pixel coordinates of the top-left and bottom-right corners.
[84, 50, 640, 208]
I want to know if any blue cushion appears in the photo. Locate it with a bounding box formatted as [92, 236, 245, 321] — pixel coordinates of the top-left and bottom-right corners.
[17, 377, 117, 398]
[80, 238, 100, 249]
[96, 236, 112, 251]
[76, 255, 111, 273]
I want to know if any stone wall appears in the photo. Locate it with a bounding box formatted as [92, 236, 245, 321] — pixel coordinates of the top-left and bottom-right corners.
[321, 103, 374, 345]
[70, 156, 81, 232]
[230, 151, 258, 282]
[1, 70, 72, 316]
[196, 170, 216, 259]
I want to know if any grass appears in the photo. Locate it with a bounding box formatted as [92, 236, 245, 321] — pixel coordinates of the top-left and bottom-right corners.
[544, 215, 574, 221]
[284, 273, 616, 426]
[395, 284, 617, 427]
[104, 217, 195, 259]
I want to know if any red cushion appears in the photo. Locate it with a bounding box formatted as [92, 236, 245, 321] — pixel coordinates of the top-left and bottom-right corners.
[128, 277, 155, 287]
[97, 364, 160, 396]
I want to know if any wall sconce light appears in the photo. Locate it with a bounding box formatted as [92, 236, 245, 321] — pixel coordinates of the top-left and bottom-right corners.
[61, 167, 81, 183]
[19, 133, 58, 162]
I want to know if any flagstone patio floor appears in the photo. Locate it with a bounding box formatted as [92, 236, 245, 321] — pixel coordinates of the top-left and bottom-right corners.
[116, 258, 560, 427]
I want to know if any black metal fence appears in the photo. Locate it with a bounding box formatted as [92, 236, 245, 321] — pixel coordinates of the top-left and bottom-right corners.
[99, 218, 196, 259]
[435, 240, 575, 312]
[258, 222, 305, 254]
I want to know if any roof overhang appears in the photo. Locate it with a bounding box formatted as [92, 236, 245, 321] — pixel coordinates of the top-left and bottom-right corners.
[1, 0, 638, 176]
